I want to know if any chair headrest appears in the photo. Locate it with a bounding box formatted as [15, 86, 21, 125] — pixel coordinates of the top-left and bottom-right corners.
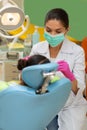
[22, 63, 58, 90]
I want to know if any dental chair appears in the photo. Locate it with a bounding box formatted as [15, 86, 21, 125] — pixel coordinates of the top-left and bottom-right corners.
[0, 63, 71, 130]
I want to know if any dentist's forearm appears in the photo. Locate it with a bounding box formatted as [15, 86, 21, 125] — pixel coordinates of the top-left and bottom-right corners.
[71, 79, 79, 95]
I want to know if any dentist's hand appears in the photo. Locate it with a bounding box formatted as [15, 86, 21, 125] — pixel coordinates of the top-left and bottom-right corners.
[57, 60, 76, 81]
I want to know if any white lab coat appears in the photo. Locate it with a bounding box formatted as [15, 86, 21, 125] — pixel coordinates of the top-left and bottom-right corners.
[30, 37, 87, 130]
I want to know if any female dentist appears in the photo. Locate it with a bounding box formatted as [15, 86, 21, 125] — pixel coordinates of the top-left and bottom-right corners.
[30, 8, 87, 130]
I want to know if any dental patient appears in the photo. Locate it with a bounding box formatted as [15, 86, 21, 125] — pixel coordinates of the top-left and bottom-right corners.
[17, 54, 50, 86]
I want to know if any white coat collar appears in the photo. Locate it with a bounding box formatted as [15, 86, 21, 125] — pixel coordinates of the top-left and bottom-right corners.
[37, 38, 75, 55]
[60, 37, 74, 54]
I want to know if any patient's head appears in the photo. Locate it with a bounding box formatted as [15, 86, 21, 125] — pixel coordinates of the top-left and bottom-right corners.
[17, 55, 50, 85]
[17, 54, 50, 71]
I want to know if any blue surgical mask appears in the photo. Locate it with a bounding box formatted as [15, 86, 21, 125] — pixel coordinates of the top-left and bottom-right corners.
[44, 31, 65, 47]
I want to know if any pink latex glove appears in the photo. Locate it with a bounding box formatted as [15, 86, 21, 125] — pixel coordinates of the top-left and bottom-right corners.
[57, 60, 76, 81]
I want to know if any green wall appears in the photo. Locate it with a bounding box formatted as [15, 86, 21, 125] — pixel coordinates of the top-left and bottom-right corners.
[24, 0, 87, 40]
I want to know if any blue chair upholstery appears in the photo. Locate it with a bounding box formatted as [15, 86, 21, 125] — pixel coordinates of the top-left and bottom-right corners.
[0, 63, 71, 130]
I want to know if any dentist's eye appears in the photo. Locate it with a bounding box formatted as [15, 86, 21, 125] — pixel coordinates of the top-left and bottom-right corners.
[46, 29, 51, 33]
[56, 30, 62, 34]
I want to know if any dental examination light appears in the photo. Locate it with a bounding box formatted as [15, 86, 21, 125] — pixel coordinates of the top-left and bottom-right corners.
[0, 0, 29, 39]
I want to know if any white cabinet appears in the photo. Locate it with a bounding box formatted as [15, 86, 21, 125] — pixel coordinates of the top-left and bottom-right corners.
[0, 60, 19, 81]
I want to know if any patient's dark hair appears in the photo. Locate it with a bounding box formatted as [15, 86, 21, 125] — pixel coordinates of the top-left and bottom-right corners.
[17, 54, 50, 71]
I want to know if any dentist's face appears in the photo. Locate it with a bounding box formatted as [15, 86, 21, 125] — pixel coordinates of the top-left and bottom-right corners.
[45, 19, 69, 36]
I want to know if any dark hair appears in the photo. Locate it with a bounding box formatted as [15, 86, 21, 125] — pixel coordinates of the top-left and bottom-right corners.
[17, 54, 50, 71]
[44, 8, 69, 29]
